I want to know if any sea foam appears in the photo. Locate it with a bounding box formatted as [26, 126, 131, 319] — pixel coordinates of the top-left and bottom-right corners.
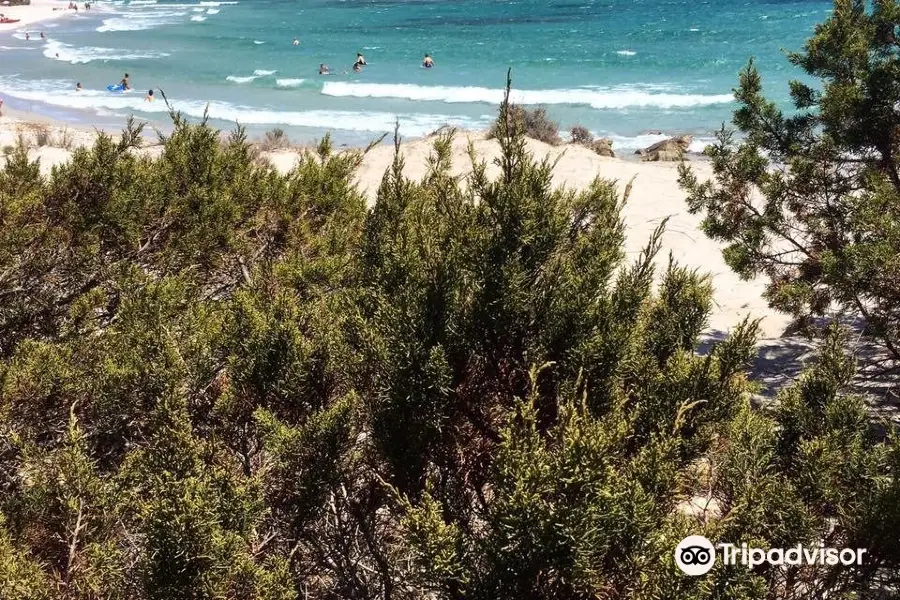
[0, 78, 490, 137]
[599, 132, 715, 153]
[276, 78, 306, 88]
[225, 70, 277, 84]
[97, 11, 188, 32]
[320, 82, 734, 110]
[43, 39, 170, 63]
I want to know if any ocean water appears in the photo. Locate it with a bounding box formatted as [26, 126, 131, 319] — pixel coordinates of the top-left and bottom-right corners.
[0, 0, 832, 149]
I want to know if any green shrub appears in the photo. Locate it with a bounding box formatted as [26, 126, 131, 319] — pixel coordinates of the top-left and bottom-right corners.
[0, 72, 897, 599]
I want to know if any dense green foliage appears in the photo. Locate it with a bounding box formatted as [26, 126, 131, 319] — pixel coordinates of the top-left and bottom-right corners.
[680, 0, 900, 374]
[1, 90, 899, 598]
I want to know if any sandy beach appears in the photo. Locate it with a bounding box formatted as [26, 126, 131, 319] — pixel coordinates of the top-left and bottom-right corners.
[0, 0, 75, 33]
[0, 109, 794, 349]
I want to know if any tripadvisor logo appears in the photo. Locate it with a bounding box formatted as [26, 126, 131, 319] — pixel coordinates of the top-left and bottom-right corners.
[675, 535, 716, 576]
[674, 536, 868, 576]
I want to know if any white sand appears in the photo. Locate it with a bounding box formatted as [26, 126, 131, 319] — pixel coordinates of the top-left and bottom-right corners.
[0, 0, 75, 33]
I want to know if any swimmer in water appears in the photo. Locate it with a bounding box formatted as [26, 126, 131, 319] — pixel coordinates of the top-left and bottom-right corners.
[319, 63, 330, 75]
[76, 82, 82, 92]
[422, 54, 434, 68]
[354, 52, 367, 67]
[292, 38, 299, 46]
[145, 89, 154, 102]
[352, 62, 362, 72]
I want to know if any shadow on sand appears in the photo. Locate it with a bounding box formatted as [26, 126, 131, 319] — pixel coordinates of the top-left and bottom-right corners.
[697, 321, 899, 430]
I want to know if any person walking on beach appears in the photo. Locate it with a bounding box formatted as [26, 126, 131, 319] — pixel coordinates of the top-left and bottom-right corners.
[422, 53, 434, 68]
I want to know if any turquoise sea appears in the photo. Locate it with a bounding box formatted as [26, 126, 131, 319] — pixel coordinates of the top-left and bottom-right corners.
[0, 0, 831, 149]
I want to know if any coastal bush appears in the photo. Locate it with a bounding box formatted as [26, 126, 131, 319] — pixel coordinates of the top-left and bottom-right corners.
[680, 0, 900, 376]
[0, 80, 898, 599]
[488, 103, 561, 145]
[55, 127, 74, 150]
[30, 124, 51, 147]
[260, 126, 291, 151]
[569, 124, 593, 145]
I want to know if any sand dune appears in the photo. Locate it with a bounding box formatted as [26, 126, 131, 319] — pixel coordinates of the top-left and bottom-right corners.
[0, 115, 791, 355]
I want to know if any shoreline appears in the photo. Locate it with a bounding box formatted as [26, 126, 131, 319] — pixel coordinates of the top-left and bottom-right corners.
[0, 0, 77, 33]
[0, 2, 725, 156]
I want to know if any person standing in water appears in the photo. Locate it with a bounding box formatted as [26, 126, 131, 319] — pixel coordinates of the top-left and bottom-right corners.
[422, 53, 434, 68]
[318, 63, 330, 75]
[145, 90, 154, 102]
[75, 82, 82, 92]
[120, 73, 131, 90]
[354, 52, 367, 67]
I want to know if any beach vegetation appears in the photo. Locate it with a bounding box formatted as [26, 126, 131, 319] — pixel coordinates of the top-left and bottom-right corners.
[55, 127, 75, 150]
[488, 103, 561, 145]
[259, 126, 292, 151]
[680, 0, 900, 377]
[30, 124, 52, 148]
[0, 72, 899, 598]
[569, 124, 593, 145]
